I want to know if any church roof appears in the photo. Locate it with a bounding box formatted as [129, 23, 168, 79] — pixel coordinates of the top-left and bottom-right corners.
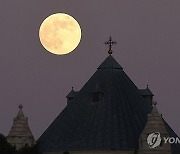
[140, 102, 169, 135]
[92, 83, 103, 93]
[138, 102, 180, 154]
[38, 54, 153, 152]
[38, 52, 180, 153]
[98, 55, 123, 69]
[7, 105, 34, 138]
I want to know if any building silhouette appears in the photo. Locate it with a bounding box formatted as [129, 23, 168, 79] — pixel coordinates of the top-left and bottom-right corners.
[38, 38, 180, 154]
[7, 105, 35, 150]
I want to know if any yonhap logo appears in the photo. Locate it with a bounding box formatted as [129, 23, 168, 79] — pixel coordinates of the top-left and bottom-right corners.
[147, 132, 180, 149]
[147, 132, 162, 148]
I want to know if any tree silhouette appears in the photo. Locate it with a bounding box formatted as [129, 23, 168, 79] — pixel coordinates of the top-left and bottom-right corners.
[0, 134, 16, 154]
[0, 134, 42, 154]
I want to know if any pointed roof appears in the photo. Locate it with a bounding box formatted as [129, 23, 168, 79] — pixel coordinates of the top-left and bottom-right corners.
[7, 105, 34, 137]
[139, 102, 180, 154]
[98, 55, 123, 69]
[38, 54, 179, 153]
[17, 104, 25, 117]
[66, 87, 77, 98]
[38, 55, 152, 152]
[139, 85, 154, 96]
[141, 102, 168, 134]
[138, 102, 171, 153]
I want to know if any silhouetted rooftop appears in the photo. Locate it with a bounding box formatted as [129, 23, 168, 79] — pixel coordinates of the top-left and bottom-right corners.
[98, 55, 123, 69]
[38, 54, 180, 152]
[139, 86, 154, 96]
[163, 119, 180, 154]
[66, 87, 78, 98]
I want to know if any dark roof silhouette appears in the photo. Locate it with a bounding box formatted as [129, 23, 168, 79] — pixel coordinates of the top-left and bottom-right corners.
[38, 55, 180, 152]
[163, 119, 180, 154]
[139, 85, 154, 96]
[92, 83, 103, 93]
[66, 87, 78, 99]
[98, 55, 122, 69]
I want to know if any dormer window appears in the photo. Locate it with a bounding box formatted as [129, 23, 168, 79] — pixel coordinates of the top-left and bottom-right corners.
[93, 92, 103, 102]
[139, 85, 154, 106]
[92, 83, 103, 104]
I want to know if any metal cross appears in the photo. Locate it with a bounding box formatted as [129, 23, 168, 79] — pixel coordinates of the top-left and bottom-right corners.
[104, 36, 117, 54]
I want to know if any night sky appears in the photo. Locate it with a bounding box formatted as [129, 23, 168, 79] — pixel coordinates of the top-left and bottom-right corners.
[0, 0, 180, 139]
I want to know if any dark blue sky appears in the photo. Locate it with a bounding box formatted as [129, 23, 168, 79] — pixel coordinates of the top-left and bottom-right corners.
[0, 0, 180, 138]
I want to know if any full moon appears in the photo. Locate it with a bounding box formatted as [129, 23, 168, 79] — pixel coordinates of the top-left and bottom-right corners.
[39, 13, 81, 55]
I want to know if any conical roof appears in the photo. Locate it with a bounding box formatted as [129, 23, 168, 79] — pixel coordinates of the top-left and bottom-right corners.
[38, 55, 153, 152]
[98, 55, 123, 69]
[139, 102, 180, 154]
[7, 105, 34, 137]
[141, 103, 168, 134]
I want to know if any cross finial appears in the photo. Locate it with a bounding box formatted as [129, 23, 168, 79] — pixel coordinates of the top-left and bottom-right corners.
[104, 36, 117, 54]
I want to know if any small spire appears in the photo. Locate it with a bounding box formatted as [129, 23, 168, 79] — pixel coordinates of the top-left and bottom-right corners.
[104, 36, 117, 55]
[19, 104, 23, 109]
[147, 84, 149, 88]
[17, 104, 25, 118]
[66, 87, 77, 99]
